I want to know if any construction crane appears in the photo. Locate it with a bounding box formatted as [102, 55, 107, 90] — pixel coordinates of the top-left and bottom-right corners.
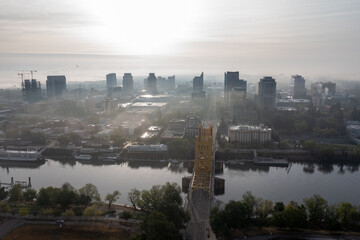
[17, 70, 37, 80]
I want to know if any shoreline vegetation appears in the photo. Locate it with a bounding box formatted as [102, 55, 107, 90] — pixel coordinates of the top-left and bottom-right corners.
[210, 192, 360, 239]
[0, 182, 189, 240]
[1, 182, 360, 239]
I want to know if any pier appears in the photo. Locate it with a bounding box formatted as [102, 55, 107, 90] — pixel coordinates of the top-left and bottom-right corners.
[0, 177, 32, 189]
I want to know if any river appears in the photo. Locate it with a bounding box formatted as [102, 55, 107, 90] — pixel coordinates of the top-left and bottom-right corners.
[1, 159, 359, 205]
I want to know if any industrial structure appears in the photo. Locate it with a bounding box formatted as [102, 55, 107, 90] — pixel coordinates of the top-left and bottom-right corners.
[191, 125, 213, 195]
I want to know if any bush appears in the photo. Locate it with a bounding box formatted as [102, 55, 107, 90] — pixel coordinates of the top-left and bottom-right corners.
[0, 204, 11, 213]
[38, 208, 53, 216]
[120, 211, 132, 220]
[18, 207, 29, 216]
[62, 209, 75, 217]
[53, 208, 62, 217]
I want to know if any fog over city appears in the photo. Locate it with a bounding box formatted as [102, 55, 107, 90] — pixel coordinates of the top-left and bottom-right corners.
[1, 0, 360, 87]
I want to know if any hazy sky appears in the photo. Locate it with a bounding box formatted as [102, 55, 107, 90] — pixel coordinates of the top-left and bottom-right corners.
[0, 0, 360, 83]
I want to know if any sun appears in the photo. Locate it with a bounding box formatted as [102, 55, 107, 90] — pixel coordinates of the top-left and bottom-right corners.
[73, 0, 201, 55]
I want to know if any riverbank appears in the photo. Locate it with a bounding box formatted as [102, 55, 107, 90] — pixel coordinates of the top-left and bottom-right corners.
[1, 224, 135, 240]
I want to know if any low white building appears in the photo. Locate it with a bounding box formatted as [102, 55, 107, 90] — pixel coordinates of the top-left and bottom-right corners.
[127, 144, 168, 152]
[228, 124, 272, 143]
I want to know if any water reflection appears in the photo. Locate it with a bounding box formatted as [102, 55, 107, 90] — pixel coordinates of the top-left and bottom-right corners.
[1, 158, 360, 176]
[0, 160, 45, 169]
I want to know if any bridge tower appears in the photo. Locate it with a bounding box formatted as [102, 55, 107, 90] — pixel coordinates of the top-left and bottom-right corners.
[191, 125, 212, 195]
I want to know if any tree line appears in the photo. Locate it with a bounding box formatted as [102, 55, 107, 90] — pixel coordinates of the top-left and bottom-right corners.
[210, 192, 360, 239]
[0, 183, 120, 217]
[0, 182, 188, 240]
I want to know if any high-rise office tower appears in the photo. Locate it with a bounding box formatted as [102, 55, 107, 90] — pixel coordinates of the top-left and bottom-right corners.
[224, 71, 246, 103]
[258, 76, 276, 111]
[123, 73, 134, 93]
[193, 72, 204, 92]
[157, 76, 167, 91]
[46, 75, 66, 99]
[106, 73, 117, 92]
[292, 75, 306, 99]
[145, 73, 157, 94]
[167, 76, 175, 90]
[229, 87, 247, 121]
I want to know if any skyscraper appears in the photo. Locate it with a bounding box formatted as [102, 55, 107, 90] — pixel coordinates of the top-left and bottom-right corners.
[46, 75, 66, 99]
[106, 73, 117, 93]
[229, 87, 247, 121]
[145, 73, 157, 94]
[123, 73, 134, 93]
[258, 76, 276, 111]
[167, 76, 176, 90]
[193, 72, 204, 92]
[292, 75, 306, 99]
[224, 71, 246, 103]
[22, 79, 41, 103]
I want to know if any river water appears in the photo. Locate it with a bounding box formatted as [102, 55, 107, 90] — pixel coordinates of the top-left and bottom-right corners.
[1, 159, 359, 205]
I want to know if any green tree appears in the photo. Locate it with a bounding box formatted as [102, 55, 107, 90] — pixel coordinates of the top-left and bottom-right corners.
[272, 202, 286, 229]
[75, 194, 92, 206]
[23, 188, 37, 204]
[79, 183, 101, 203]
[8, 184, 23, 205]
[337, 202, 360, 229]
[278, 140, 289, 149]
[224, 200, 249, 229]
[136, 182, 189, 236]
[0, 187, 8, 201]
[242, 191, 260, 220]
[57, 184, 79, 209]
[255, 199, 273, 228]
[303, 140, 317, 152]
[303, 194, 328, 225]
[105, 190, 120, 209]
[36, 186, 61, 207]
[140, 211, 182, 240]
[128, 188, 141, 210]
[325, 204, 341, 230]
[283, 203, 307, 229]
[210, 206, 227, 238]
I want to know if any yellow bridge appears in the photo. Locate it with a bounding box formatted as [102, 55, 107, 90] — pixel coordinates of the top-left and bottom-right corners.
[190, 125, 213, 196]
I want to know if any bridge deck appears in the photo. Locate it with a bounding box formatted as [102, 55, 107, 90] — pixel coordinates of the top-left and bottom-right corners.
[191, 171, 211, 194]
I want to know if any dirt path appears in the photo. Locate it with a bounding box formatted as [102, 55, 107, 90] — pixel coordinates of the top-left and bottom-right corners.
[0, 219, 23, 239]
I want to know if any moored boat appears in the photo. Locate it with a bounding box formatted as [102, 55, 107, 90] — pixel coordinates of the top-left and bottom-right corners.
[0, 149, 42, 162]
[74, 154, 92, 160]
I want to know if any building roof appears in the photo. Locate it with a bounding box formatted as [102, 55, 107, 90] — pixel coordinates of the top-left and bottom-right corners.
[229, 125, 271, 131]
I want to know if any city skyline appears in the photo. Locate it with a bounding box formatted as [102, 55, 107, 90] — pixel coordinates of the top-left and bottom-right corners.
[0, 0, 359, 86]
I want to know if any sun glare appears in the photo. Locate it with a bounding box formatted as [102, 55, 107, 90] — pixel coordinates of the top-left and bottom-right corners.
[73, 0, 201, 55]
